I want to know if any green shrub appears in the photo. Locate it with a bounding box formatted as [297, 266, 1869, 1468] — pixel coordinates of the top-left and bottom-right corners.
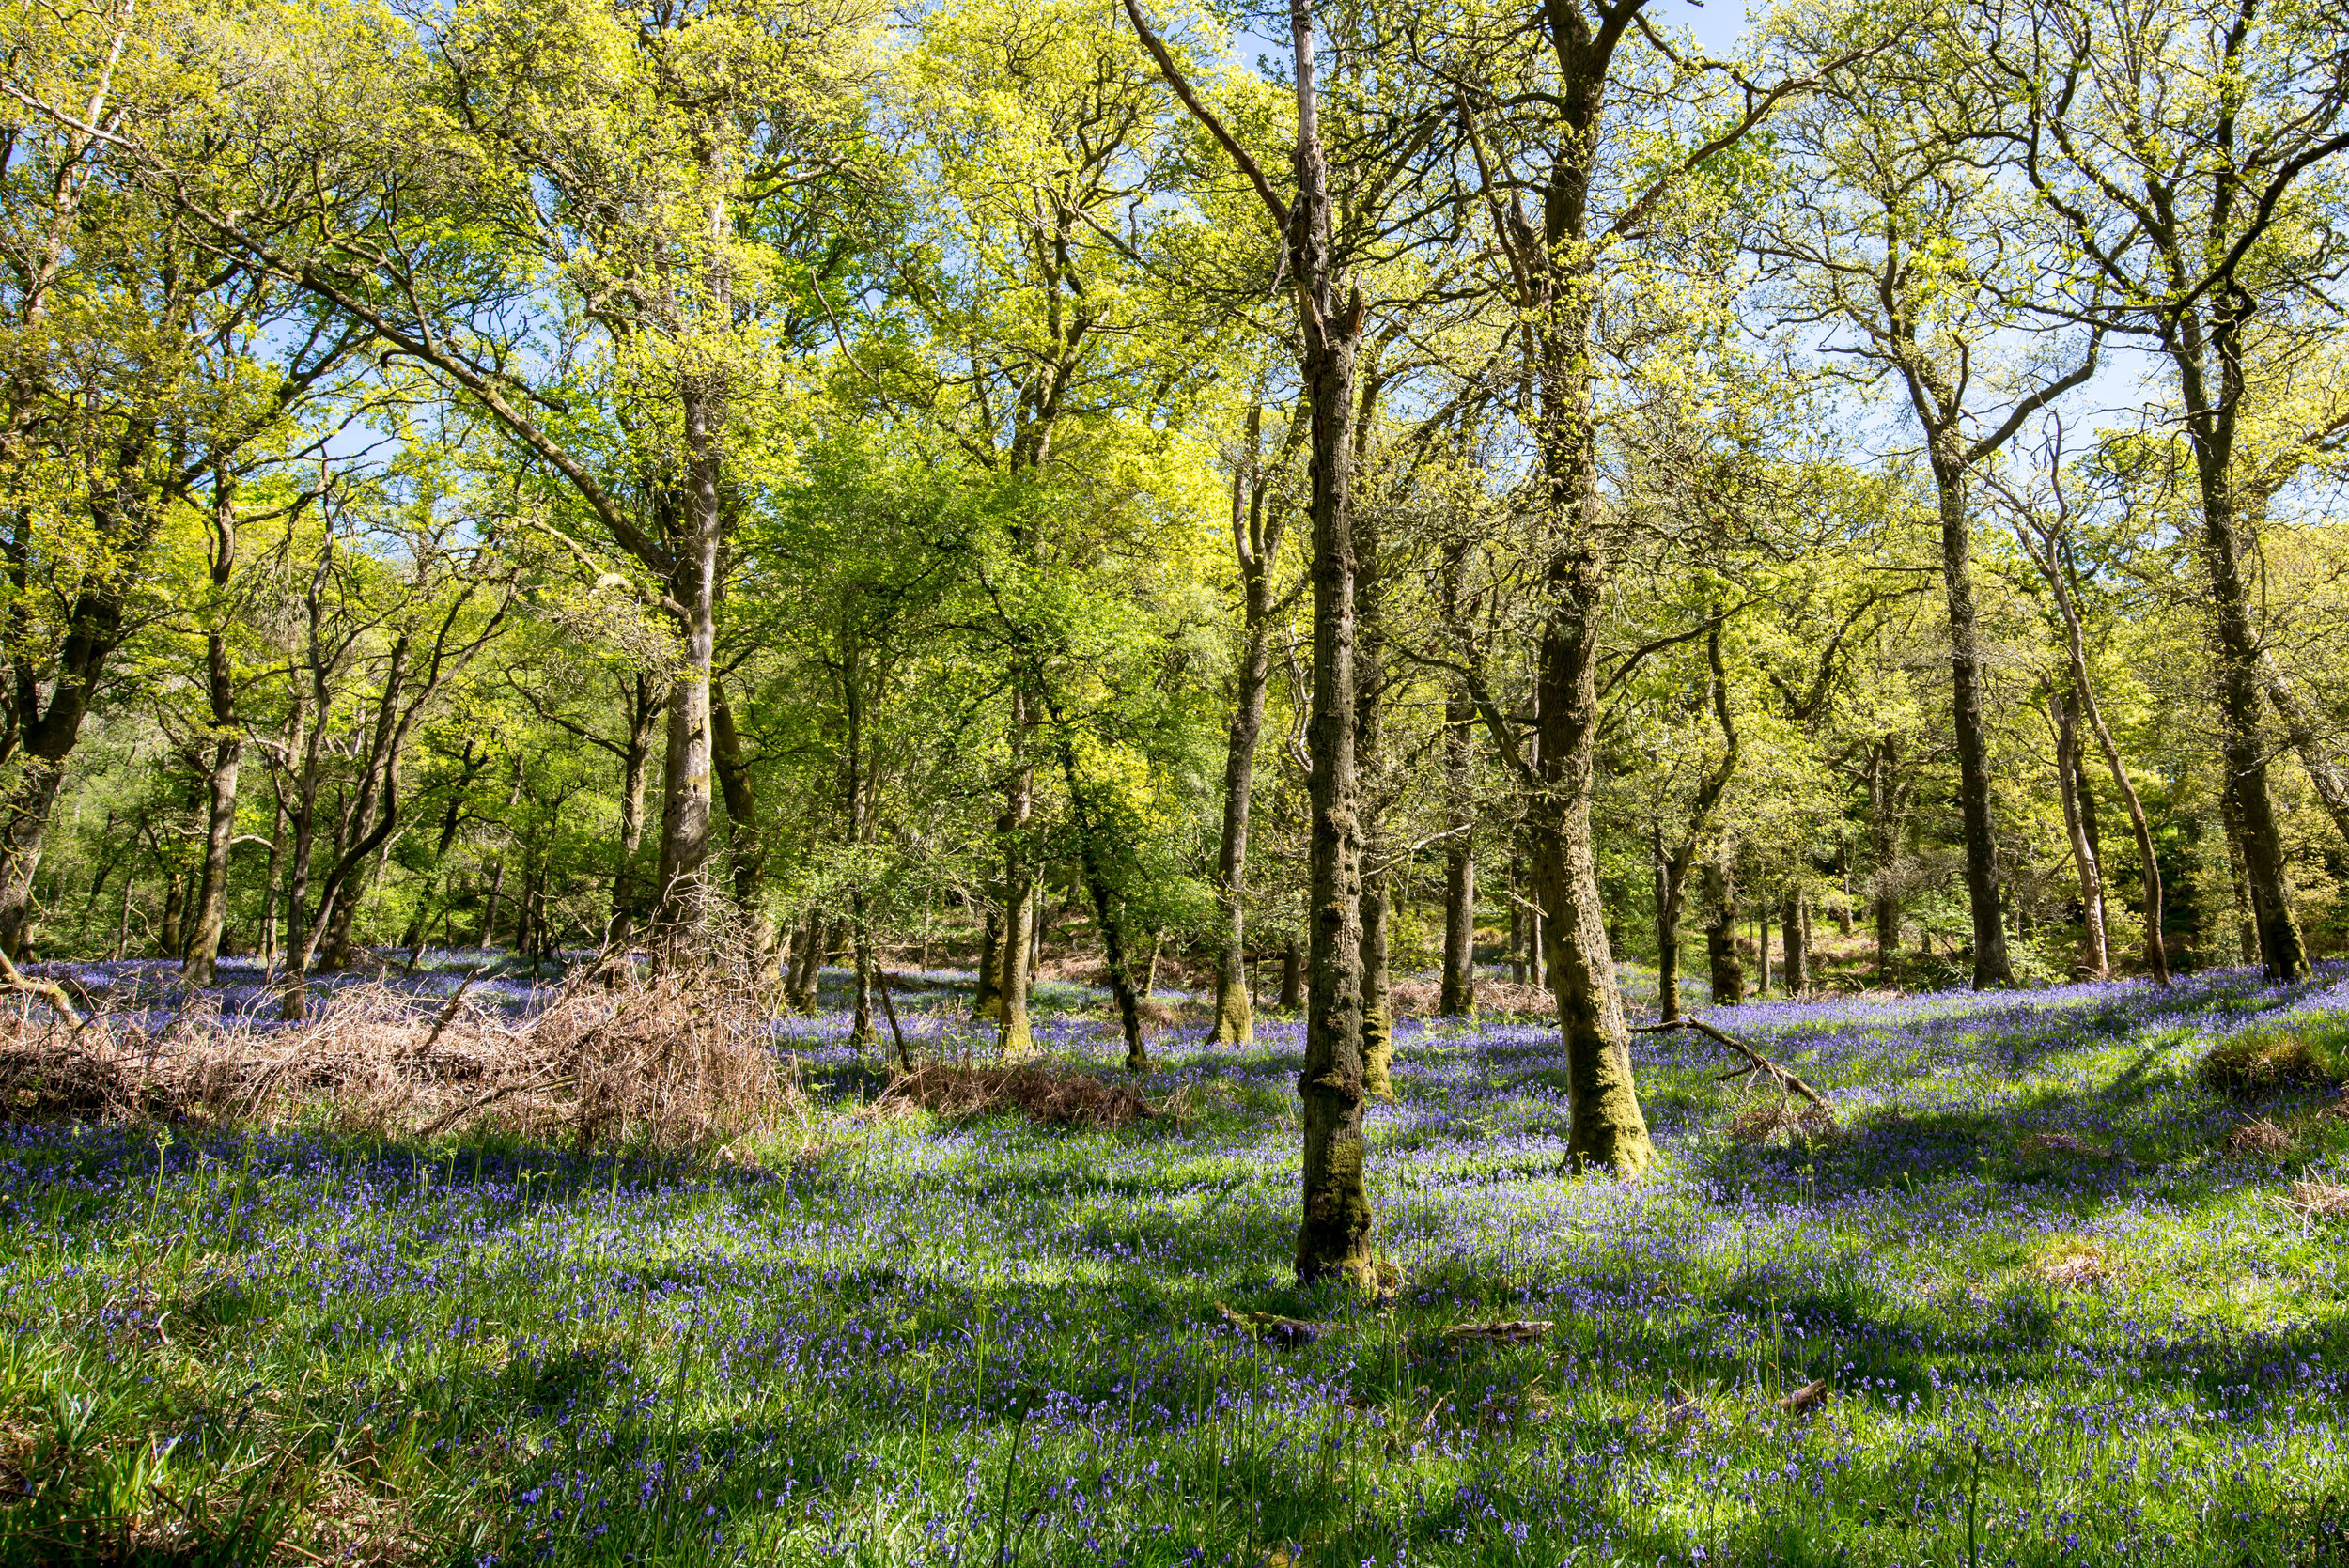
[2198, 1018, 2349, 1094]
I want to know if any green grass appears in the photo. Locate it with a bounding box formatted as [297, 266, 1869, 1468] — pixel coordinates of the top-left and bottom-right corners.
[4, 965, 2349, 1565]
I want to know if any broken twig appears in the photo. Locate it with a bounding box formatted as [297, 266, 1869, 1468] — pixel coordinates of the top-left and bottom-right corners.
[1631, 1017, 1830, 1110]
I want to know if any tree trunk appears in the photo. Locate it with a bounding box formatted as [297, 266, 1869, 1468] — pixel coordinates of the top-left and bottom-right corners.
[1653, 832, 1688, 1023]
[844, 638, 877, 1048]
[1756, 902, 1772, 997]
[1929, 470, 2014, 989]
[610, 673, 659, 951]
[1285, 0, 1373, 1286]
[184, 718, 241, 985]
[995, 692, 1035, 1057]
[2217, 777, 2262, 966]
[256, 785, 286, 964]
[2264, 663, 2349, 855]
[159, 870, 186, 958]
[711, 680, 774, 958]
[2052, 685, 2110, 979]
[1779, 887, 1808, 996]
[653, 387, 723, 951]
[1702, 859, 1742, 1004]
[1067, 785, 1147, 1072]
[1278, 936, 1304, 1009]
[2176, 325, 2306, 979]
[1210, 405, 1283, 1044]
[1439, 681, 1477, 1017]
[973, 907, 1002, 1018]
[0, 762, 67, 958]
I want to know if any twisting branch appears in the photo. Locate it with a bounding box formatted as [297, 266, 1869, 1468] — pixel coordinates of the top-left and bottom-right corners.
[1631, 1017, 1831, 1110]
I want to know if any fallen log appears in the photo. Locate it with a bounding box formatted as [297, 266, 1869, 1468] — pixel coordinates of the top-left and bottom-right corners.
[1631, 1017, 1831, 1111]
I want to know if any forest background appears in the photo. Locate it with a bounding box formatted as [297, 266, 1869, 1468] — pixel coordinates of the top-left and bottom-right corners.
[4, 0, 2349, 1222]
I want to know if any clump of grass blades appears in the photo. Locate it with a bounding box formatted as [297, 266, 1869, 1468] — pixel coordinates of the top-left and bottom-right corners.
[2198, 1020, 2349, 1094]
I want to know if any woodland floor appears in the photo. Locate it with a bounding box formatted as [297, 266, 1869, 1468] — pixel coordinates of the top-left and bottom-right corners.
[4, 958, 2349, 1566]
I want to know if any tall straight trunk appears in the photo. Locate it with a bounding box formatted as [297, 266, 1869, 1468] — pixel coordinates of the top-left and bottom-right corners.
[1355, 470, 1392, 1098]
[2175, 325, 2306, 979]
[184, 475, 244, 986]
[610, 673, 659, 951]
[1060, 740, 1147, 1071]
[1652, 833, 1688, 1023]
[2052, 686, 2110, 979]
[1702, 860, 1742, 1004]
[1508, 852, 1526, 983]
[972, 907, 1002, 1018]
[1278, 936, 1304, 1009]
[159, 871, 185, 958]
[1868, 736, 1905, 983]
[256, 785, 286, 964]
[1210, 404, 1283, 1045]
[1126, 0, 1371, 1280]
[995, 691, 1035, 1057]
[653, 383, 724, 952]
[1928, 471, 2014, 988]
[1756, 903, 1772, 997]
[843, 636, 877, 1047]
[1285, 0, 1372, 1286]
[1779, 887, 1808, 997]
[1439, 680, 1477, 1018]
[784, 910, 820, 1011]
[710, 680, 774, 957]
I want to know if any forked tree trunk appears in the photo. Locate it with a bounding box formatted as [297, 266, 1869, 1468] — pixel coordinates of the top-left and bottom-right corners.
[2052, 685, 2110, 979]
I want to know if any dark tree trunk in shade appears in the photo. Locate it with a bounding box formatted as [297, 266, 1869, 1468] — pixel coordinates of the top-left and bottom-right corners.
[1279, 937, 1304, 1009]
[994, 690, 1037, 1057]
[1779, 887, 1808, 997]
[972, 907, 1002, 1019]
[1439, 677, 1477, 1016]
[1652, 836, 1688, 1023]
[710, 680, 774, 957]
[2218, 778, 2262, 966]
[159, 871, 185, 959]
[1064, 753, 1147, 1072]
[1756, 904, 1772, 997]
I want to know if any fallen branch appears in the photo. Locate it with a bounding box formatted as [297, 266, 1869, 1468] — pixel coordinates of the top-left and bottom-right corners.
[0, 950, 84, 1030]
[1216, 1302, 1323, 1345]
[1442, 1319, 1553, 1343]
[1631, 1017, 1830, 1110]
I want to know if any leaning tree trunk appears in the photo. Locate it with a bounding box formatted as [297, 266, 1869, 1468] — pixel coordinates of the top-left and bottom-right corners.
[2266, 663, 2349, 848]
[2052, 685, 2110, 979]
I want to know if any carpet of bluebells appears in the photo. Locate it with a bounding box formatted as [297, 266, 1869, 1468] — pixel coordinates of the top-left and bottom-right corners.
[5, 958, 2349, 1567]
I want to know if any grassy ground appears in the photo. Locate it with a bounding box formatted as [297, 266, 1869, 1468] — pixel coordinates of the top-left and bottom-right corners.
[4, 962, 2348, 1566]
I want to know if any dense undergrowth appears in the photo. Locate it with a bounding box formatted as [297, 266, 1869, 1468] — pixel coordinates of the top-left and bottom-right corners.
[4, 960, 2349, 1566]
